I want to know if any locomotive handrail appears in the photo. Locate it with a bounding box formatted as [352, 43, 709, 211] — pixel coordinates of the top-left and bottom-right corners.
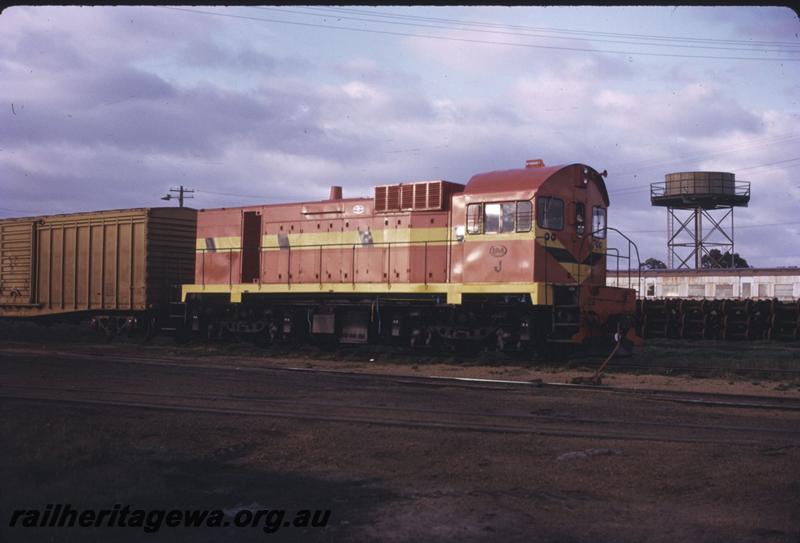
[534, 234, 550, 305]
[576, 226, 642, 294]
[605, 247, 621, 278]
[196, 239, 454, 288]
[607, 226, 642, 294]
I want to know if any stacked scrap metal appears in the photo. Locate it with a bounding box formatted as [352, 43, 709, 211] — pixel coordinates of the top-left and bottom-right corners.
[637, 298, 799, 341]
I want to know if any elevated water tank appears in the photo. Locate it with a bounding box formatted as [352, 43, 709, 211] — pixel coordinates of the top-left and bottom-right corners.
[665, 171, 735, 196]
[652, 171, 749, 209]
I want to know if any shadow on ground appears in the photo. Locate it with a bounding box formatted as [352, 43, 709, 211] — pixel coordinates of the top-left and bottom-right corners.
[0, 404, 392, 543]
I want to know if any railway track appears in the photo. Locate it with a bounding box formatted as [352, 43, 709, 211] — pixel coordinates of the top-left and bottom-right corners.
[2, 383, 800, 447]
[2, 345, 799, 409]
[2, 347, 800, 448]
[3, 342, 800, 382]
[604, 362, 800, 378]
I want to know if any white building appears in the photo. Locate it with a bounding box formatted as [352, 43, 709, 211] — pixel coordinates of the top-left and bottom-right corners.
[606, 268, 800, 301]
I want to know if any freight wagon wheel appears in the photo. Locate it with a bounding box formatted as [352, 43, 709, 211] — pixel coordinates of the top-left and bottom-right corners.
[103, 321, 116, 342]
[139, 315, 157, 345]
[90, 316, 117, 343]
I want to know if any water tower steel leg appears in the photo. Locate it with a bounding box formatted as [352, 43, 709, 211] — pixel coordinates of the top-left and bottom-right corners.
[731, 209, 735, 268]
[694, 207, 702, 270]
[667, 207, 672, 268]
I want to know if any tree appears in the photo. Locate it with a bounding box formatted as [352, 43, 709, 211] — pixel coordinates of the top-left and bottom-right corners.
[640, 257, 667, 270]
[701, 249, 749, 269]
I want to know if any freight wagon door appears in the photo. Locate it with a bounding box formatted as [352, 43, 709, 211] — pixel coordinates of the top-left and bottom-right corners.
[0, 220, 35, 306]
[241, 211, 262, 283]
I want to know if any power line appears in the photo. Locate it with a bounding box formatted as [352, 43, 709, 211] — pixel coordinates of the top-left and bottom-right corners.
[605, 132, 800, 173]
[160, 7, 800, 63]
[735, 156, 800, 171]
[609, 156, 800, 195]
[315, 6, 800, 48]
[251, 6, 800, 54]
[195, 188, 270, 199]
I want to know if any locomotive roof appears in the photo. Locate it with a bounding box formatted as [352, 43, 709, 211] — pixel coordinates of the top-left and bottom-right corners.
[464, 163, 610, 206]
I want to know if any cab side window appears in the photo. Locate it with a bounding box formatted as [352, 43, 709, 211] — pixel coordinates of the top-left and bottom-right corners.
[466, 203, 483, 234]
[484, 202, 515, 234]
[537, 197, 564, 230]
[516, 201, 532, 232]
[468, 200, 535, 234]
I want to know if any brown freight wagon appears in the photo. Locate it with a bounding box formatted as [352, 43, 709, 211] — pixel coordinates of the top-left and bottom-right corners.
[0, 208, 196, 320]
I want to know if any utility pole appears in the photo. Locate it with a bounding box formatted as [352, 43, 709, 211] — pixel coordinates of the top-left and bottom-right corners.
[161, 186, 194, 207]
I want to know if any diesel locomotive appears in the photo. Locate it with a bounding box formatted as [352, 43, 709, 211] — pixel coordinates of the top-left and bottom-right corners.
[180, 160, 640, 351]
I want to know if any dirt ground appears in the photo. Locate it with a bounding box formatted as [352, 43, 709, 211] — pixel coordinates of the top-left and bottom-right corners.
[3, 400, 799, 543]
[1, 322, 798, 398]
[1, 325, 799, 542]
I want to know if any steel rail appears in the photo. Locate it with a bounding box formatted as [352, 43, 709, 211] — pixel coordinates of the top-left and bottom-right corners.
[2, 388, 798, 448]
[4, 382, 799, 435]
[1, 347, 799, 411]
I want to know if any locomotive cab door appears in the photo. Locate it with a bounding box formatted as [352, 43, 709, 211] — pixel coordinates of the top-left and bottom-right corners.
[241, 211, 262, 283]
[569, 172, 591, 283]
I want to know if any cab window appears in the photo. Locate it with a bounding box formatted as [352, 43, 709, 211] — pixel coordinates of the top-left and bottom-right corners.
[484, 202, 515, 234]
[575, 202, 586, 236]
[516, 201, 532, 232]
[537, 197, 564, 230]
[466, 204, 482, 234]
[592, 206, 607, 238]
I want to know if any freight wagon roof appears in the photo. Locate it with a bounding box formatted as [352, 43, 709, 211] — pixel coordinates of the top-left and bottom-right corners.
[464, 163, 610, 205]
[0, 207, 194, 222]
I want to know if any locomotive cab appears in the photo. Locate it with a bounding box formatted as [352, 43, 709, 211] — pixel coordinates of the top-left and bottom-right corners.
[456, 162, 610, 288]
[455, 161, 637, 345]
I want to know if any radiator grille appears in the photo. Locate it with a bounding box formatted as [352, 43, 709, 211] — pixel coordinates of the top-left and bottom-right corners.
[374, 180, 463, 213]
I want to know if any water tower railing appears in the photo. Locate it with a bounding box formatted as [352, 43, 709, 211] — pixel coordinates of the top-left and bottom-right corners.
[650, 180, 751, 199]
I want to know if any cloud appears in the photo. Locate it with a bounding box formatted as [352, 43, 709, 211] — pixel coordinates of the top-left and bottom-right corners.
[695, 6, 800, 42]
[1, 6, 798, 268]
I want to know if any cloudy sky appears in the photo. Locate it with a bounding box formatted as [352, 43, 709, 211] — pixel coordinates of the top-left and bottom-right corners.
[2, 6, 799, 266]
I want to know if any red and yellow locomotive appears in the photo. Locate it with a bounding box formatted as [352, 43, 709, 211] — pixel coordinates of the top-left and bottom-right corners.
[183, 160, 639, 351]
